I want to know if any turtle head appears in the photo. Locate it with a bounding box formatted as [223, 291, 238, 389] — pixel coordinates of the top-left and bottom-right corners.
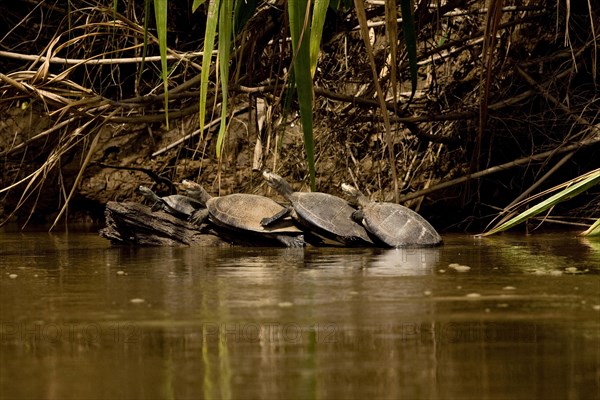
[180, 180, 212, 205]
[262, 169, 294, 197]
[341, 183, 359, 198]
[139, 185, 158, 201]
[139, 185, 151, 196]
[341, 183, 368, 207]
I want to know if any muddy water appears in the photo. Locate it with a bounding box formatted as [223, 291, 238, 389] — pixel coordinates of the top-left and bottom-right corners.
[0, 227, 598, 399]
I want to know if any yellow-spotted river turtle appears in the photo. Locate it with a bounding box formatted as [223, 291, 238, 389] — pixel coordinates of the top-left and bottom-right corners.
[139, 185, 204, 220]
[261, 170, 373, 246]
[341, 183, 442, 247]
[180, 180, 304, 247]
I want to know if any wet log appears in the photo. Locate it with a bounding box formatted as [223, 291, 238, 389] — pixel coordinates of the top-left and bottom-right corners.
[99, 201, 228, 246]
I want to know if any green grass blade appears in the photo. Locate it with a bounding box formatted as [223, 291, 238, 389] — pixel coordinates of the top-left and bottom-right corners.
[192, 0, 207, 12]
[399, 0, 417, 102]
[137, 0, 152, 89]
[310, 0, 330, 78]
[153, 0, 169, 129]
[234, 0, 257, 34]
[215, 0, 233, 159]
[289, 0, 316, 190]
[581, 218, 600, 236]
[198, 0, 220, 138]
[482, 169, 600, 236]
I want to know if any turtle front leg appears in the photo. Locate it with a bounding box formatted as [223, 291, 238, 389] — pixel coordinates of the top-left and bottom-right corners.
[189, 209, 210, 225]
[150, 202, 163, 212]
[261, 207, 293, 226]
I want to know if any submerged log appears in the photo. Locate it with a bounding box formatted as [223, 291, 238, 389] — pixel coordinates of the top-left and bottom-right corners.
[99, 201, 228, 246]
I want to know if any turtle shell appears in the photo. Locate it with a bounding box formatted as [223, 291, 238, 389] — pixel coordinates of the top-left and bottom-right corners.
[361, 202, 442, 247]
[289, 192, 372, 245]
[160, 194, 204, 218]
[207, 194, 301, 234]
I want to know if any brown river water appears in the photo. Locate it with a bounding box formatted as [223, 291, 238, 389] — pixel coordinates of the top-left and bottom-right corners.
[1, 226, 599, 399]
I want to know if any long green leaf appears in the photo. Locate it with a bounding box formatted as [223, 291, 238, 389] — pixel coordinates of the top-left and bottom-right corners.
[398, 0, 417, 102]
[234, 0, 257, 34]
[137, 0, 152, 89]
[309, 0, 330, 78]
[289, 0, 316, 190]
[192, 0, 207, 12]
[153, 0, 169, 129]
[482, 170, 600, 236]
[581, 218, 600, 236]
[215, 0, 233, 159]
[198, 0, 220, 139]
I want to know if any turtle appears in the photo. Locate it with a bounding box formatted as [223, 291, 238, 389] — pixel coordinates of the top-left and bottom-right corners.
[340, 183, 442, 247]
[180, 180, 305, 248]
[260, 170, 373, 246]
[139, 185, 204, 220]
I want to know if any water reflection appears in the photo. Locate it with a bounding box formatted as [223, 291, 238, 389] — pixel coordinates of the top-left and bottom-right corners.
[369, 247, 441, 275]
[0, 231, 598, 399]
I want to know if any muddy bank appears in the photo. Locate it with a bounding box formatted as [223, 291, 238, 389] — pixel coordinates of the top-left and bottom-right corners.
[1, 98, 596, 233]
[0, 1, 598, 232]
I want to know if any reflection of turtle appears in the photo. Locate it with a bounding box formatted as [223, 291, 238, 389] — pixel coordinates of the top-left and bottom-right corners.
[261, 170, 373, 246]
[180, 180, 304, 247]
[341, 183, 442, 247]
[139, 185, 204, 220]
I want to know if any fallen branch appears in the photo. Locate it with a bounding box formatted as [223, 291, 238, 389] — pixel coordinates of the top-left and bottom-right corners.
[99, 201, 227, 246]
[0, 50, 214, 65]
